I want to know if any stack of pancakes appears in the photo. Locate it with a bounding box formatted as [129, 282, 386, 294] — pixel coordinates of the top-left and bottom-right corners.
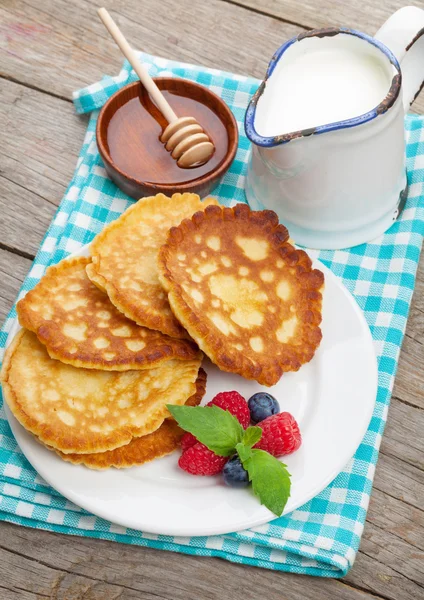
[1, 193, 324, 470]
[1, 193, 214, 469]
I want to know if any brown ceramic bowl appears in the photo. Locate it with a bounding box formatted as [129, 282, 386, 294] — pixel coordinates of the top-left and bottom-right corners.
[96, 79, 238, 199]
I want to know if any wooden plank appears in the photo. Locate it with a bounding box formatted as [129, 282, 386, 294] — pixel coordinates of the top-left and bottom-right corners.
[231, 0, 424, 32]
[393, 328, 424, 411]
[0, 539, 139, 600]
[373, 452, 424, 511]
[230, 0, 424, 33]
[344, 549, 424, 600]
[381, 399, 424, 470]
[0, 78, 87, 256]
[0, 176, 57, 258]
[367, 488, 424, 551]
[0, 521, 395, 600]
[347, 488, 424, 598]
[1, 0, 300, 99]
[360, 521, 424, 586]
[0, 76, 86, 191]
[393, 255, 424, 409]
[0, 249, 32, 323]
[393, 327, 424, 411]
[343, 458, 424, 599]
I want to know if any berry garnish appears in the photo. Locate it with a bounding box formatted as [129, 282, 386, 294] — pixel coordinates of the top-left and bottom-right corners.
[254, 412, 301, 457]
[178, 443, 228, 476]
[207, 391, 250, 429]
[168, 403, 294, 516]
[248, 392, 280, 423]
[223, 456, 249, 488]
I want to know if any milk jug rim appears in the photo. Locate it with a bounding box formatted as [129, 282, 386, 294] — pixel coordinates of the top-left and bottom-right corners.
[244, 27, 402, 148]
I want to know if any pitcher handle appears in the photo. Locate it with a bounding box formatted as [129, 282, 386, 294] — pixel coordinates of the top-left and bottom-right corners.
[375, 6, 424, 112]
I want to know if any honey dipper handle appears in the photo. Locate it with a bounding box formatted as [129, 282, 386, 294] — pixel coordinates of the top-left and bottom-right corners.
[97, 8, 178, 123]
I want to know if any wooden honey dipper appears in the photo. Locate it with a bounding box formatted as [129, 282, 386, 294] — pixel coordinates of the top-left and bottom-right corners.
[98, 8, 215, 168]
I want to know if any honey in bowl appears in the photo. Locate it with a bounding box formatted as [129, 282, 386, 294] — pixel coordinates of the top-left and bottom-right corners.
[97, 79, 238, 199]
[106, 85, 228, 184]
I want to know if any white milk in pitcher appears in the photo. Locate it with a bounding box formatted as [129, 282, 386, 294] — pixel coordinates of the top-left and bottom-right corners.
[254, 42, 393, 136]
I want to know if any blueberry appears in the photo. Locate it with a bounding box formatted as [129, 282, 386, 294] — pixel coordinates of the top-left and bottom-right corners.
[223, 457, 249, 488]
[248, 392, 280, 423]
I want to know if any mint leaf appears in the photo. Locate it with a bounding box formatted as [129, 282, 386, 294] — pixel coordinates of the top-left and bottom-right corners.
[166, 405, 244, 456]
[236, 442, 253, 464]
[236, 427, 261, 464]
[242, 426, 262, 448]
[243, 449, 291, 517]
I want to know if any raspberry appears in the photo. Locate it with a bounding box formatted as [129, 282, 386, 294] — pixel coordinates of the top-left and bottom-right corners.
[255, 412, 301, 457]
[179, 443, 228, 475]
[207, 391, 250, 428]
[181, 432, 197, 452]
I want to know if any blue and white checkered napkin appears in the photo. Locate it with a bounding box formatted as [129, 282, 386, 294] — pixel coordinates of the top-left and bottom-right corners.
[0, 53, 423, 578]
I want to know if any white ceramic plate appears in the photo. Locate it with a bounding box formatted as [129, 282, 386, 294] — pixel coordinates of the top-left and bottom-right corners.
[4, 246, 377, 536]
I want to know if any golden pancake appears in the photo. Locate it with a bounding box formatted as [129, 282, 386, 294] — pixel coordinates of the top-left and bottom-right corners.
[54, 368, 207, 469]
[17, 257, 200, 371]
[158, 203, 324, 386]
[88, 193, 218, 339]
[1, 329, 202, 454]
[85, 262, 107, 293]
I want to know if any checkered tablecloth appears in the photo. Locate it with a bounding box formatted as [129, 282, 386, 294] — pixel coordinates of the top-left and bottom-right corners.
[0, 53, 423, 577]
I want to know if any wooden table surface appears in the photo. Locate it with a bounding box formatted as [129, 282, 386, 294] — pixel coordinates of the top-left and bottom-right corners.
[1, 1, 423, 598]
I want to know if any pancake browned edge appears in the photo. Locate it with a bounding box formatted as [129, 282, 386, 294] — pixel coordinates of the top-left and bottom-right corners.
[54, 368, 207, 469]
[1, 329, 202, 455]
[158, 203, 324, 386]
[17, 256, 201, 371]
[88, 193, 219, 339]
[85, 262, 107, 293]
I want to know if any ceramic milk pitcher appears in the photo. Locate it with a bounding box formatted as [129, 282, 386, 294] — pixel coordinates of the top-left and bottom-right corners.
[244, 6, 424, 249]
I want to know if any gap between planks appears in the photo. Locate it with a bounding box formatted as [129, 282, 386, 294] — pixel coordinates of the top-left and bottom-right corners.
[0, 73, 72, 105]
[219, 0, 312, 30]
[0, 242, 34, 262]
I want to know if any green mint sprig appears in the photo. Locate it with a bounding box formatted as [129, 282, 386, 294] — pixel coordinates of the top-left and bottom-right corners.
[167, 404, 291, 517]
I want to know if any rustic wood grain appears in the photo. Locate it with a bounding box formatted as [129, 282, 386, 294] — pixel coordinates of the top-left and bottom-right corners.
[0, 75, 87, 185]
[231, 0, 424, 31]
[373, 452, 424, 511]
[0, 249, 32, 322]
[381, 399, 424, 470]
[0, 78, 87, 256]
[367, 488, 424, 550]
[0, 521, 406, 600]
[230, 0, 423, 32]
[0, 0, 423, 599]
[392, 257, 424, 409]
[2, 0, 423, 113]
[361, 521, 424, 587]
[343, 549, 424, 600]
[0, 0, 300, 99]
[394, 331, 424, 410]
